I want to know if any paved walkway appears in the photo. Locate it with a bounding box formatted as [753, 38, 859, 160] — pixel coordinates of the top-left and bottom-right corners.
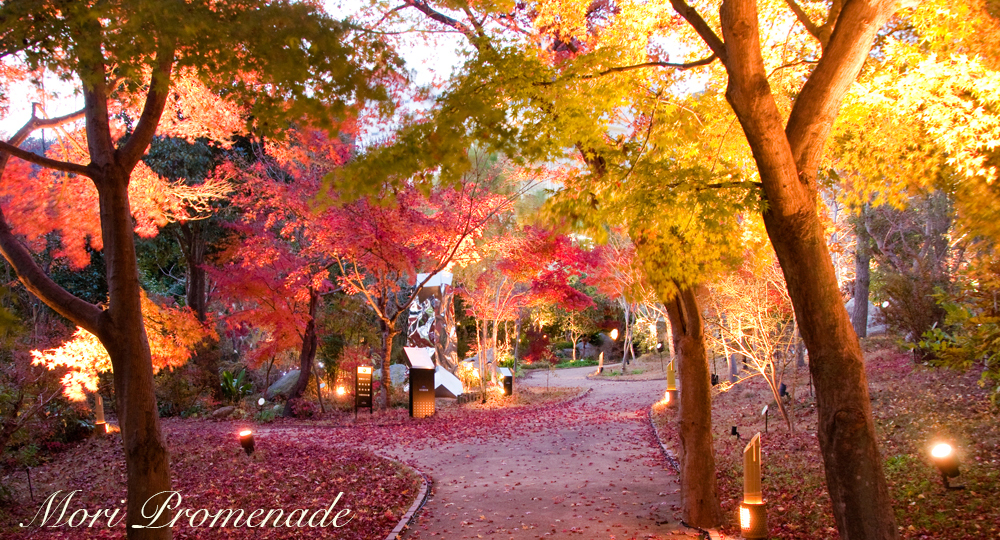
[384, 366, 695, 540]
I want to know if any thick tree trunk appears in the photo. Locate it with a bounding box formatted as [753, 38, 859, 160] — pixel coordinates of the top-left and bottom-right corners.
[852, 209, 872, 338]
[710, 0, 899, 536]
[99, 173, 173, 539]
[284, 290, 318, 416]
[664, 285, 721, 528]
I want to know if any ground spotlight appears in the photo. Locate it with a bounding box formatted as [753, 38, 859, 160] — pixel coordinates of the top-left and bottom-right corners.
[238, 430, 255, 456]
[930, 442, 963, 489]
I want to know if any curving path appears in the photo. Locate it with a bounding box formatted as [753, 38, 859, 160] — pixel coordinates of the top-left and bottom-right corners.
[383, 366, 696, 540]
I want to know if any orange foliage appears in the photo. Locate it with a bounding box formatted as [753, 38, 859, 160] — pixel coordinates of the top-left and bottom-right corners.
[30, 293, 217, 401]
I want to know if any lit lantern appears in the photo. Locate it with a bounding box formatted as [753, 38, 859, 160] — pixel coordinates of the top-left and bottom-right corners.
[930, 442, 963, 489]
[336, 385, 346, 397]
[94, 394, 107, 435]
[739, 433, 768, 539]
[238, 430, 255, 456]
[664, 361, 678, 408]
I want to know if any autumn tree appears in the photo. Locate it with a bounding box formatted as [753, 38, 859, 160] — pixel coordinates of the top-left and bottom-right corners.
[706, 246, 799, 431]
[0, 1, 394, 536]
[331, 163, 521, 407]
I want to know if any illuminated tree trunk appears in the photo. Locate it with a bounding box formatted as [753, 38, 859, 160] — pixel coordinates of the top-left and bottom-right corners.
[99, 173, 174, 539]
[664, 285, 721, 528]
[699, 0, 900, 536]
[284, 289, 318, 416]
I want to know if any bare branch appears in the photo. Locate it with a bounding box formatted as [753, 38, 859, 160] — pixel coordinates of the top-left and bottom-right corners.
[402, 0, 480, 44]
[669, 0, 728, 64]
[784, 0, 822, 43]
[0, 139, 93, 177]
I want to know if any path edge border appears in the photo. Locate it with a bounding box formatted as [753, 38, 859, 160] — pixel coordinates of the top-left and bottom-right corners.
[646, 405, 727, 540]
[382, 457, 432, 540]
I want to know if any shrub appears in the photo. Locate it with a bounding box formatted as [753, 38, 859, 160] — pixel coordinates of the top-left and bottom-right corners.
[220, 369, 253, 404]
[289, 398, 318, 419]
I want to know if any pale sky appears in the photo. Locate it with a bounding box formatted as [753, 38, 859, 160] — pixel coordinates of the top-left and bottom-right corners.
[1, 1, 465, 139]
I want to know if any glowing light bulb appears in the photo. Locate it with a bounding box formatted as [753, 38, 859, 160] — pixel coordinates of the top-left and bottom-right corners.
[336, 386, 346, 396]
[931, 443, 953, 459]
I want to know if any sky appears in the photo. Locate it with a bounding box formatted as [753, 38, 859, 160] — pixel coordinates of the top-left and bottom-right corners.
[0, 0, 465, 138]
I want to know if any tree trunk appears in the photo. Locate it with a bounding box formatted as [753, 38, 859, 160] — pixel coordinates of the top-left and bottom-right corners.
[178, 222, 207, 322]
[100, 174, 173, 539]
[284, 290, 318, 416]
[513, 316, 522, 371]
[710, 0, 899, 536]
[852, 208, 872, 338]
[379, 322, 396, 409]
[664, 285, 721, 528]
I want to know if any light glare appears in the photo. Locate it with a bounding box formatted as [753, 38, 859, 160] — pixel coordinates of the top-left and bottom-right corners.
[740, 506, 751, 529]
[931, 443, 953, 459]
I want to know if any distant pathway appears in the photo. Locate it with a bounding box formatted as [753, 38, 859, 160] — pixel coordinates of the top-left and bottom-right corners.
[382, 367, 692, 540]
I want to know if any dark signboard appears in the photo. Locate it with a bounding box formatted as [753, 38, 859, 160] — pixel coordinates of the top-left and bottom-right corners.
[355, 366, 373, 416]
[409, 367, 435, 418]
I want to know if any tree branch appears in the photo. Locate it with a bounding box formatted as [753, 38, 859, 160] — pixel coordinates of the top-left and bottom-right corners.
[117, 42, 177, 171]
[0, 209, 105, 336]
[402, 0, 480, 44]
[0, 139, 93, 177]
[669, 0, 728, 65]
[785, 0, 898, 189]
[784, 0, 822, 43]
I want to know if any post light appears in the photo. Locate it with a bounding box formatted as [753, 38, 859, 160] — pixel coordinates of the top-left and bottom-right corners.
[930, 442, 963, 489]
[355, 366, 373, 418]
[739, 433, 768, 539]
[336, 385, 346, 397]
[238, 430, 255, 456]
[664, 361, 678, 408]
[499, 367, 514, 396]
[94, 394, 107, 435]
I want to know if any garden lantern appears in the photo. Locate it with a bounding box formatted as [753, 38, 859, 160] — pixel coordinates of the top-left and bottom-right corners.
[94, 394, 107, 435]
[739, 433, 768, 539]
[499, 367, 513, 396]
[930, 442, 963, 489]
[664, 361, 678, 408]
[336, 385, 346, 397]
[238, 430, 255, 456]
[355, 366, 373, 417]
[404, 347, 436, 418]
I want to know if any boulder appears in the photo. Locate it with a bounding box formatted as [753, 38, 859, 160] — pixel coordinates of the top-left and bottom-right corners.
[210, 406, 235, 419]
[266, 370, 300, 399]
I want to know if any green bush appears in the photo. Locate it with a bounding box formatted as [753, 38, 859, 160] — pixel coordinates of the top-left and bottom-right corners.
[220, 369, 253, 404]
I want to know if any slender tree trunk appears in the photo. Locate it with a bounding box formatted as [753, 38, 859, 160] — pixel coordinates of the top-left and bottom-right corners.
[664, 285, 721, 528]
[100, 174, 173, 539]
[852, 208, 872, 338]
[285, 290, 318, 416]
[513, 316, 522, 370]
[379, 320, 396, 409]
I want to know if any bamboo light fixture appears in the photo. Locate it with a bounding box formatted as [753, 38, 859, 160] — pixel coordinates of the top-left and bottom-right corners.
[740, 433, 768, 539]
[94, 394, 107, 435]
[664, 361, 678, 407]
